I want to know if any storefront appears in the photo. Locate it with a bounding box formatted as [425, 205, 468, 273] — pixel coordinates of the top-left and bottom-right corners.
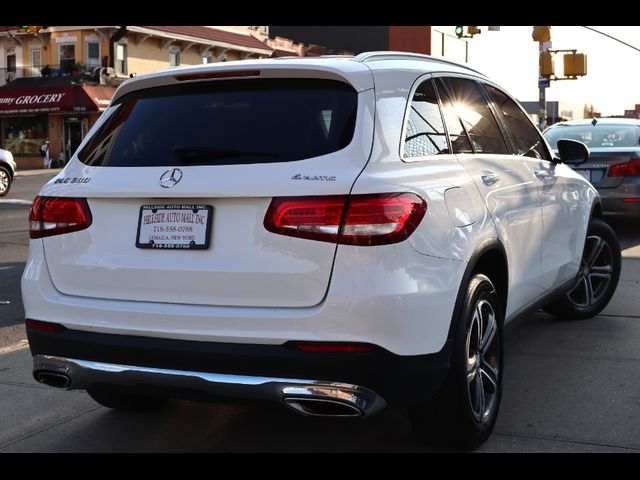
[0, 82, 114, 169]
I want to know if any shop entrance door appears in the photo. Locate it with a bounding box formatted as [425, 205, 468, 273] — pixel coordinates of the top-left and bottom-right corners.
[62, 118, 85, 166]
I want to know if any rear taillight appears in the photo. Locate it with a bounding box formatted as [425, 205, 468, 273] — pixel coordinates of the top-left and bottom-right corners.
[29, 196, 92, 239]
[264, 193, 427, 246]
[608, 159, 640, 177]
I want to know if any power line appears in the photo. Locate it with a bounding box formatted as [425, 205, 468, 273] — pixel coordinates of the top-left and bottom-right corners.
[581, 26, 640, 53]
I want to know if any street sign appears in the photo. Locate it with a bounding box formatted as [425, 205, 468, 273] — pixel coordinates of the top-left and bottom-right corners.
[539, 41, 552, 52]
[538, 78, 550, 88]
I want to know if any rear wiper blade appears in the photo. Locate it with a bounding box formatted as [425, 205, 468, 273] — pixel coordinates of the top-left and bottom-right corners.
[173, 146, 280, 163]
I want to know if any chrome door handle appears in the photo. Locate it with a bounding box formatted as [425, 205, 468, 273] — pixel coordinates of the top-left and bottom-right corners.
[534, 170, 550, 179]
[481, 173, 500, 186]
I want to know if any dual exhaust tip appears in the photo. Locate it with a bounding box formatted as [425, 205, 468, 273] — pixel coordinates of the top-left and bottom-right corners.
[34, 369, 366, 417]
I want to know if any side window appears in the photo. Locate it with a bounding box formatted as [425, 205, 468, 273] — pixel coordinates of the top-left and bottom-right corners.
[440, 77, 509, 155]
[484, 84, 551, 160]
[434, 79, 473, 154]
[403, 78, 449, 158]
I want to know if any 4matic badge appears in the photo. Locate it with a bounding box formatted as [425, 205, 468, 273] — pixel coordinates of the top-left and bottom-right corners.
[291, 174, 336, 182]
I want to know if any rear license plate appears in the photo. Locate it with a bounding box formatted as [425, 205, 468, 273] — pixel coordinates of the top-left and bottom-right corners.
[136, 204, 213, 249]
[576, 169, 591, 181]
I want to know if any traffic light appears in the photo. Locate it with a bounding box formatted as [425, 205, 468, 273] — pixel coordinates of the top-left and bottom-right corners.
[467, 26, 481, 36]
[532, 26, 551, 42]
[563, 53, 587, 77]
[540, 51, 554, 77]
[455, 26, 481, 39]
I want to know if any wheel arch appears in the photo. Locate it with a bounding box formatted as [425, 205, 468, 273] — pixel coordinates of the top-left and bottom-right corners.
[591, 198, 603, 219]
[446, 239, 509, 345]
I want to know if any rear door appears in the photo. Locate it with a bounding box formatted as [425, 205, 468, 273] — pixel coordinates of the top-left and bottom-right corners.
[435, 76, 544, 317]
[40, 71, 375, 308]
[482, 83, 587, 289]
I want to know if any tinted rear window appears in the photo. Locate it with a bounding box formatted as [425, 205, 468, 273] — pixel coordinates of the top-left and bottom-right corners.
[78, 78, 358, 167]
[544, 124, 640, 149]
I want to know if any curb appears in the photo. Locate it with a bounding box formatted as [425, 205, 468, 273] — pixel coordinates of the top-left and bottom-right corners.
[16, 169, 63, 177]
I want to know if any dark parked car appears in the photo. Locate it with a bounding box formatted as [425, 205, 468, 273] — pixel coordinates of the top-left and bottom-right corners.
[543, 118, 640, 217]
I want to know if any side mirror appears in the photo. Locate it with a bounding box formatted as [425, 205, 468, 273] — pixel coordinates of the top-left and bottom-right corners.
[557, 139, 589, 164]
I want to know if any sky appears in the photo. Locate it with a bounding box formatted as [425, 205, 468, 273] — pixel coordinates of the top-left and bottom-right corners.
[458, 26, 640, 116]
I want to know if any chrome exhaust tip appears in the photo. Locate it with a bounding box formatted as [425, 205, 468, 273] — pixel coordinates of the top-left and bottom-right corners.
[283, 397, 363, 417]
[34, 371, 71, 389]
[281, 383, 385, 418]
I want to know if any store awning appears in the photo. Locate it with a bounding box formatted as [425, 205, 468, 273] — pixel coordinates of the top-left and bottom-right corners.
[0, 84, 115, 116]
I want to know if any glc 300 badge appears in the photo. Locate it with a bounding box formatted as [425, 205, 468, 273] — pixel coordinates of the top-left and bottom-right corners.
[53, 177, 91, 184]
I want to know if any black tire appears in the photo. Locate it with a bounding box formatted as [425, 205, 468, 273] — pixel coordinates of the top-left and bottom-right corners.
[409, 273, 503, 450]
[87, 385, 168, 411]
[544, 218, 621, 320]
[0, 166, 11, 197]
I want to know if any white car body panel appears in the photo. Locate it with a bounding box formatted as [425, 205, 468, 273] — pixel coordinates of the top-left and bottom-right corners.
[538, 162, 597, 288]
[23, 236, 466, 355]
[456, 153, 545, 318]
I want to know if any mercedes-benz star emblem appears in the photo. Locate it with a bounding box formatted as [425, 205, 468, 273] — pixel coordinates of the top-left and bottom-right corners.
[159, 168, 183, 188]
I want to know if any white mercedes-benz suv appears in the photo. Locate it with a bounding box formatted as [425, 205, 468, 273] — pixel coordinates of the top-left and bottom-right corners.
[22, 52, 621, 449]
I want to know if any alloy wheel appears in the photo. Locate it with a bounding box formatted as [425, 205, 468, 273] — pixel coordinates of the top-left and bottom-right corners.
[567, 235, 613, 308]
[465, 299, 500, 423]
[0, 169, 8, 194]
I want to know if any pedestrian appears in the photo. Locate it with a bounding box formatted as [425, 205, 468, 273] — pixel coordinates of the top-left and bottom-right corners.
[41, 140, 51, 168]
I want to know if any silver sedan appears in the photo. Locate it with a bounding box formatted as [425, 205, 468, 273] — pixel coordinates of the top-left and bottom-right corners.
[543, 118, 640, 217]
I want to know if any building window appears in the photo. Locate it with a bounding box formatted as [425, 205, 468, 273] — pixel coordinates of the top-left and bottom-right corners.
[6, 54, 16, 73]
[87, 42, 100, 69]
[2, 116, 48, 156]
[169, 50, 180, 67]
[115, 43, 127, 75]
[30, 49, 42, 77]
[59, 43, 76, 75]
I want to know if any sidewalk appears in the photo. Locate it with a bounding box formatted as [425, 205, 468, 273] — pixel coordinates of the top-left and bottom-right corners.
[16, 168, 63, 177]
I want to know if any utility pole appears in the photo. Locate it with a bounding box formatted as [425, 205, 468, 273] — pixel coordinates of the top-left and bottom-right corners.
[532, 26, 552, 130]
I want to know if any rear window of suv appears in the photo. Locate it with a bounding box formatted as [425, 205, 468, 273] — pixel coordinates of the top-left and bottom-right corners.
[78, 78, 358, 167]
[544, 124, 640, 149]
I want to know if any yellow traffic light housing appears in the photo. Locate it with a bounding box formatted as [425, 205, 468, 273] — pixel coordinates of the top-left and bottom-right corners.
[540, 51, 554, 78]
[563, 53, 587, 77]
[467, 26, 481, 36]
[532, 26, 551, 42]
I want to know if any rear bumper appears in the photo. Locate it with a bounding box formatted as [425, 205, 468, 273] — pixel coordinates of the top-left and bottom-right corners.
[32, 355, 387, 417]
[599, 184, 640, 216]
[27, 326, 451, 407]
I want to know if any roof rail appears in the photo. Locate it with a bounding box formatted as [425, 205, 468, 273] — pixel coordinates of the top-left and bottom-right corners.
[270, 54, 355, 60]
[352, 51, 485, 76]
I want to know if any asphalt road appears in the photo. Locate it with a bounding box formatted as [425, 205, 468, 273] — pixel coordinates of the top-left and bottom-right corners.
[1, 171, 639, 452]
[0, 170, 60, 347]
